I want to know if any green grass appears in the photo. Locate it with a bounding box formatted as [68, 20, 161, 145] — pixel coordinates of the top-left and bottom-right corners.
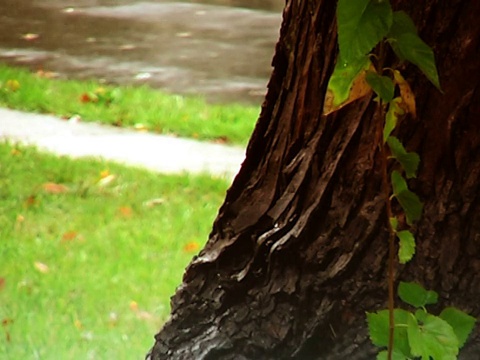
[0, 64, 258, 146]
[0, 141, 229, 359]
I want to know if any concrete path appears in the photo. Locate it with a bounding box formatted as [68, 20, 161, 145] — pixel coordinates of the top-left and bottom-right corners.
[0, 108, 246, 179]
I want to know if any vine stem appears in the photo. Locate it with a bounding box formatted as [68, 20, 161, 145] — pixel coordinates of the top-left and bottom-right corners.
[374, 40, 396, 360]
[376, 101, 396, 360]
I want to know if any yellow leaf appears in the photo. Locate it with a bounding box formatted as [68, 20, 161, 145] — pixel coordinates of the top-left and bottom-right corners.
[6, 79, 20, 92]
[129, 301, 139, 312]
[323, 69, 372, 115]
[74, 319, 83, 329]
[394, 70, 416, 118]
[34, 262, 49, 273]
[99, 170, 110, 179]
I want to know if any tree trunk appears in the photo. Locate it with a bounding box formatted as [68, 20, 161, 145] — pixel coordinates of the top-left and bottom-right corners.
[148, 0, 480, 358]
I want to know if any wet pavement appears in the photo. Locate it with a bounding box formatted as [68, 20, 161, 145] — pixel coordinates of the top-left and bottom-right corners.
[0, 0, 283, 104]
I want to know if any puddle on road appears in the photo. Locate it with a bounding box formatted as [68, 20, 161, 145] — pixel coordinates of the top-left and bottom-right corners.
[0, 0, 283, 104]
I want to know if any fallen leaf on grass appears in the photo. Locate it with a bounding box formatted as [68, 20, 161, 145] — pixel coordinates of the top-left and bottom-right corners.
[183, 241, 200, 252]
[74, 319, 83, 329]
[79, 93, 93, 103]
[2, 318, 13, 342]
[128, 301, 154, 321]
[24, 195, 37, 208]
[100, 170, 110, 179]
[0, 278, 5, 292]
[129, 300, 139, 312]
[10, 148, 21, 156]
[97, 174, 116, 187]
[42, 182, 69, 194]
[34, 261, 49, 273]
[61, 231, 78, 242]
[35, 70, 58, 79]
[5, 79, 20, 92]
[118, 206, 133, 218]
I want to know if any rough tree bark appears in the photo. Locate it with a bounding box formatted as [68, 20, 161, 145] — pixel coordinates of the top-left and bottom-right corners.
[149, 0, 480, 358]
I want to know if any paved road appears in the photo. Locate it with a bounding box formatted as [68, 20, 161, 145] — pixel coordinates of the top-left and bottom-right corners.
[0, 107, 246, 179]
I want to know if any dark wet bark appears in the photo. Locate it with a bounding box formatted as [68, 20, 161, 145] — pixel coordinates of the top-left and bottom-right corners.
[148, 0, 480, 358]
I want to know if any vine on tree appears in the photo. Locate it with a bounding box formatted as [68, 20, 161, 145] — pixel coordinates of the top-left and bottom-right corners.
[324, 1, 476, 359]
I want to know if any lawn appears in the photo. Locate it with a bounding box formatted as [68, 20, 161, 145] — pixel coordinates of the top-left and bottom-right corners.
[0, 141, 229, 359]
[0, 64, 259, 146]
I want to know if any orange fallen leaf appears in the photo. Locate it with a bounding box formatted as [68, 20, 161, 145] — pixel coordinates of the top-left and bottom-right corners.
[24, 195, 37, 208]
[129, 300, 139, 312]
[35, 70, 58, 79]
[0, 278, 5, 292]
[79, 93, 92, 103]
[61, 231, 78, 242]
[118, 206, 133, 218]
[100, 169, 110, 179]
[183, 241, 200, 252]
[42, 182, 69, 194]
[34, 261, 49, 273]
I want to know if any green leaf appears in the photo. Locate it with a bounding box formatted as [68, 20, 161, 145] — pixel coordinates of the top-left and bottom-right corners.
[388, 11, 417, 39]
[325, 55, 371, 111]
[415, 308, 428, 323]
[387, 136, 420, 178]
[337, 0, 393, 63]
[440, 307, 476, 347]
[397, 230, 415, 264]
[390, 216, 398, 231]
[366, 71, 395, 103]
[376, 350, 409, 360]
[391, 171, 423, 225]
[367, 309, 412, 357]
[398, 281, 438, 308]
[390, 32, 441, 90]
[383, 98, 404, 142]
[367, 310, 390, 347]
[408, 313, 459, 360]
